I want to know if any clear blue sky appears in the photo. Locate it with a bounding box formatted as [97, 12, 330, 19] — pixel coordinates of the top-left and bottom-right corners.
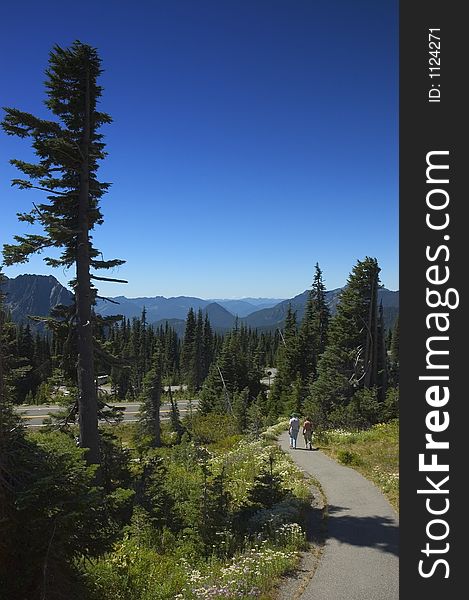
[0, 0, 398, 299]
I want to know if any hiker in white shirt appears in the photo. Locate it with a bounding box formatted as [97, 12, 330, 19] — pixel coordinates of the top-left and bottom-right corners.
[288, 414, 300, 448]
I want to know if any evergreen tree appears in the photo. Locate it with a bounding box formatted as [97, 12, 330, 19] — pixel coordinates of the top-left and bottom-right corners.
[296, 264, 330, 398]
[247, 455, 285, 509]
[376, 301, 388, 400]
[181, 308, 196, 387]
[168, 385, 184, 442]
[0, 267, 24, 469]
[386, 327, 393, 354]
[198, 325, 262, 416]
[285, 373, 307, 416]
[267, 305, 299, 418]
[2, 42, 126, 466]
[139, 346, 163, 447]
[10, 324, 34, 404]
[191, 309, 205, 389]
[387, 315, 399, 386]
[247, 392, 268, 438]
[138, 307, 149, 390]
[311, 262, 330, 356]
[233, 387, 250, 433]
[307, 257, 382, 427]
[134, 455, 175, 529]
[130, 316, 143, 396]
[163, 323, 179, 383]
[202, 313, 214, 381]
[390, 315, 399, 381]
[197, 465, 230, 556]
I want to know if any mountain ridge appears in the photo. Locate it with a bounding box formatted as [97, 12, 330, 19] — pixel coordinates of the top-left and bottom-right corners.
[2, 274, 399, 331]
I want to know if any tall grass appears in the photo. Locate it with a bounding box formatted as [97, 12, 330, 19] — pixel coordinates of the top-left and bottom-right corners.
[316, 420, 399, 511]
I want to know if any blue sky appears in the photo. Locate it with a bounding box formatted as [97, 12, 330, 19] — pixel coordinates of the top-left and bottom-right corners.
[0, 0, 398, 299]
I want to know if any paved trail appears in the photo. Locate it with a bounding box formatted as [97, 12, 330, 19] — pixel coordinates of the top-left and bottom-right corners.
[279, 432, 399, 600]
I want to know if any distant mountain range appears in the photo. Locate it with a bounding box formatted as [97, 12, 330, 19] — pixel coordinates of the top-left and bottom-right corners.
[243, 287, 399, 331]
[2, 274, 399, 333]
[93, 294, 284, 322]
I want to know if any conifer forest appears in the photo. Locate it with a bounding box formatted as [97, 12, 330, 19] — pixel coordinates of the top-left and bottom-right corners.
[0, 42, 399, 600]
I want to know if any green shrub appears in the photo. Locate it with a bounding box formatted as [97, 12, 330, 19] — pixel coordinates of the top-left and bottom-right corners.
[84, 537, 187, 600]
[382, 386, 399, 421]
[1, 431, 130, 599]
[337, 449, 362, 466]
[188, 413, 239, 445]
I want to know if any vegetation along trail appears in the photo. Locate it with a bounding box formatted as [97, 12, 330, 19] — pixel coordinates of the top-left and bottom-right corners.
[279, 432, 399, 600]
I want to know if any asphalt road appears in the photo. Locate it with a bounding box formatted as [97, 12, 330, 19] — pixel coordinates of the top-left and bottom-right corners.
[279, 431, 399, 600]
[17, 400, 197, 427]
[17, 370, 276, 428]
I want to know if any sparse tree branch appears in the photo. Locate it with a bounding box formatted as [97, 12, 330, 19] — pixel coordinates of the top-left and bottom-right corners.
[96, 295, 120, 305]
[11, 180, 70, 196]
[90, 274, 128, 284]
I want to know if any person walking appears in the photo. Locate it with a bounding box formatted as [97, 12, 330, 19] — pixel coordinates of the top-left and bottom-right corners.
[303, 416, 313, 450]
[288, 413, 300, 448]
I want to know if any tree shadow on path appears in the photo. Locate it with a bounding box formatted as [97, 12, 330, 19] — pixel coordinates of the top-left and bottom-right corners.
[325, 504, 399, 556]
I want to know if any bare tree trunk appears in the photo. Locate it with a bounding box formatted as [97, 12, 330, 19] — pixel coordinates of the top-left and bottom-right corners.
[370, 275, 379, 387]
[0, 301, 6, 447]
[0, 303, 5, 411]
[76, 66, 100, 468]
[378, 304, 388, 401]
[364, 267, 379, 389]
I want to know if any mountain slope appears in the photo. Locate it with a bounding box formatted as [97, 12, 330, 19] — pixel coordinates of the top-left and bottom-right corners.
[203, 302, 237, 329]
[2, 274, 73, 323]
[244, 288, 399, 330]
[95, 295, 212, 321]
[213, 298, 285, 317]
[153, 303, 236, 335]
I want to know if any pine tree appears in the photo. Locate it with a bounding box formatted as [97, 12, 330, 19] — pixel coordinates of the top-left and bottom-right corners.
[307, 257, 382, 426]
[139, 346, 163, 447]
[11, 324, 34, 404]
[191, 309, 204, 389]
[2, 42, 126, 466]
[389, 315, 399, 385]
[197, 462, 230, 556]
[163, 323, 179, 382]
[247, 392, 268, 438]
[376, 301, 388, 400]
[168, 385, 184, 442]
[134, 455, 175, 529]
[247, 454, 285, 508]
[202, 313, 214, 381]
[267, 305, 299, 418]
[311, 263, 330, 356]
[198, 325, 262, 416]
[0, 271, 22, 425]
[181, 308, 196, 387]
[140, 306, 149, 381]
[233, 387, 250, 432]
[390, 315, 399, 370]
[0, 268, 25, 563]
[296, 264, 330, 393]
[286, 373, 307, 416]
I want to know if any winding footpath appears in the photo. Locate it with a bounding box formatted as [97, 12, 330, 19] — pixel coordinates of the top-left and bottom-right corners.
[279, 432, 399, 600]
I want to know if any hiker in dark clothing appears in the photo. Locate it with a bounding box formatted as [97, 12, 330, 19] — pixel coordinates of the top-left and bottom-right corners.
[303, 416, 313, 450]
